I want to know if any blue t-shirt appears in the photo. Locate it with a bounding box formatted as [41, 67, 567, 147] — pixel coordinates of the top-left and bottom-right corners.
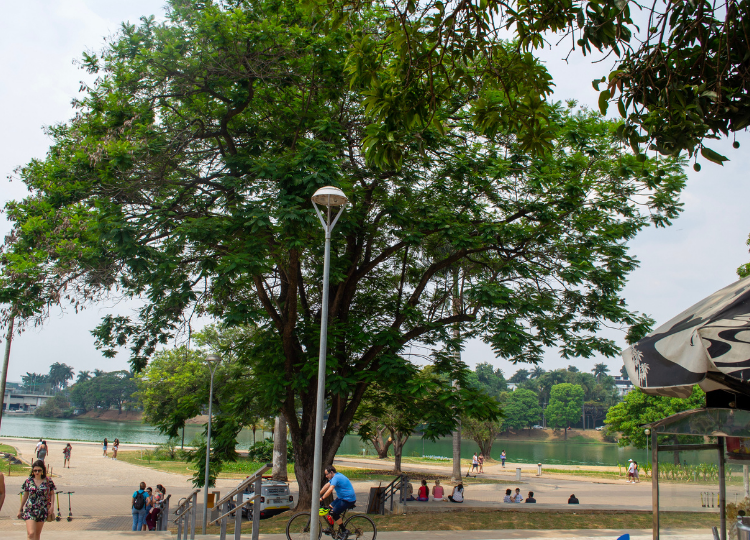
[329, 473, 356, 502]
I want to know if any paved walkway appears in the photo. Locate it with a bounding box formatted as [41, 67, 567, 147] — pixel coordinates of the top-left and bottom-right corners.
[0, 437, 724, 534]
[0, 529, 714, 539]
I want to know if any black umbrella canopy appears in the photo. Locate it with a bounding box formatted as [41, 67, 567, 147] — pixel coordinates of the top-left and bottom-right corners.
[622, 277, 750, 398]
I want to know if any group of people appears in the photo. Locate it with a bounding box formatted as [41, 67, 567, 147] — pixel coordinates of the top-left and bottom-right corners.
[627, 458, 640, 483]
[503, 488, 535, 503]
[103, 437, 120, 459]
[131, 481, 167, 531]
[34, 439, 73, 468]
[405, 478, 464, 503]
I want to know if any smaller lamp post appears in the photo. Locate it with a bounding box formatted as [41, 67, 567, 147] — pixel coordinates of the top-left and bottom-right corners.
[645, 428, 651, 470]
[202, 353, 222, 535]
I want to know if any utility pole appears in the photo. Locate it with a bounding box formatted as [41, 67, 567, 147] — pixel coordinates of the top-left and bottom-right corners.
[0, 315, 15, 430]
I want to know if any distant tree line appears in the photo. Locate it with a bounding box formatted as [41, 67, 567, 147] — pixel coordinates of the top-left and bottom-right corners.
[31, 365, 138, 418]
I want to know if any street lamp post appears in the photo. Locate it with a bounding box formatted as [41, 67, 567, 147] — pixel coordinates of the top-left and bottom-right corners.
[645, 428, 651, 473]
[202, 353, 222, 535]
[309, 186, 348, 540]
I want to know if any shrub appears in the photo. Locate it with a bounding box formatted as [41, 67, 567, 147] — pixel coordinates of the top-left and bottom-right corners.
[248, 438, 294, 463]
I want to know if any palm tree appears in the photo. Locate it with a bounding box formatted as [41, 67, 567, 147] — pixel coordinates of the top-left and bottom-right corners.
[530, 366, 545, 379]
[592, 363, 610, 382]
[48, 362, 75, 392]
[76, 370, 92, 384]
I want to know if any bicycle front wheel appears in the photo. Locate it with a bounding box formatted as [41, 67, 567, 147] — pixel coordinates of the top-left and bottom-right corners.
[286, 512, 323, 540]
[344, 514, 377, 540]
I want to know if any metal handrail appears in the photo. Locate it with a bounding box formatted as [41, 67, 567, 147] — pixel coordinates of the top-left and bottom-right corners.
[212, 462, 272, 540]
[213, 463, 270, 508]
[210, 493, 259, 524]
[173, 489, 199, 540]
[379, 474, 406, 515]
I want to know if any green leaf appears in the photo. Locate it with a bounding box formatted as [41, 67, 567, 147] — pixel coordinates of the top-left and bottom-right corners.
[700, 147, 729, 165]
[598, 89, 611, 115]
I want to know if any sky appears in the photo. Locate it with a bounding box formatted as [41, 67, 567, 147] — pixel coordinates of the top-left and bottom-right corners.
[1, 1, 749, 383]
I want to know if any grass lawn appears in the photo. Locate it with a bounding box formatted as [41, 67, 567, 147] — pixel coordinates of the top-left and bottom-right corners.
[184, 509, 717, 535]
[0, 443, 30, 475]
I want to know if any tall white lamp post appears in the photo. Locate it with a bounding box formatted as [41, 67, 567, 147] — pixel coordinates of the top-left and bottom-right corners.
[203, 353, 222, 535]
[309, 186, 348, 540]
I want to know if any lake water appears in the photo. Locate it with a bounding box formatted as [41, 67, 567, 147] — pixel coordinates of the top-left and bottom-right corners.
[0, 415, 717, 466]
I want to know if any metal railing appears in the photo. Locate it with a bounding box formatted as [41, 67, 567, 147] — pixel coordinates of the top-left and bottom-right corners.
[156, 493, 171, 531]
[210, 462, 272, 540]
[174, 488, 200, 540]
[379, 474, 406, 515]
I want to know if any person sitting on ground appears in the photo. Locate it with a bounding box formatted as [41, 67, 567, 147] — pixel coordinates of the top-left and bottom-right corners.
[513, 488, 523, 502]
[447, 483, 463, 503]
[404, 479, 415, 501]
[525, 491, 536, 503]
[503, 488, 513, 503]
[432, 480, 443, 501]
[417, 480, 429, 501]
[568, 494, 579, 504]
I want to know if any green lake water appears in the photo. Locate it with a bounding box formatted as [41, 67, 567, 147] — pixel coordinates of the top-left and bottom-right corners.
[0, 415, 717, 466]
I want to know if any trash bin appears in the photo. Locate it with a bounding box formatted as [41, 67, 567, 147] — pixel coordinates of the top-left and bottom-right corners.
[738, 516, 750, 540]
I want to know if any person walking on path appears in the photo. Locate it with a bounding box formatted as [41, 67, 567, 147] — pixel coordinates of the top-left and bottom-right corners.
[478, 454, 484, 473]
[470, 453, 479, 474]
[500, 450, 506, 468]
[0, 470, 5, 511]
[103, 438, 108, 457]
[17, 460, 56, 540]
[132, 481, 148, 531]
[633, 461, 640, 483]
[36, 441, 48, 463]
[112, 439, 120, 460]
[62, 444, 72, 468]
[627, 459, 636, 483]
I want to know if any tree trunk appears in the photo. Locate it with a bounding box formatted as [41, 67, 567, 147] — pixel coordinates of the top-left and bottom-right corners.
[564, 425, 567, 441]
[451, 421, 462, 482]
[673, 435, 680, 465]
[392, 431, 410, 473]
[369, 426, 393, 459]
[272, 413, 288, 481]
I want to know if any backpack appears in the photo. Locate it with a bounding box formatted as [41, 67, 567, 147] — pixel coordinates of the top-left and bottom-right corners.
[134, 490, 146, 510]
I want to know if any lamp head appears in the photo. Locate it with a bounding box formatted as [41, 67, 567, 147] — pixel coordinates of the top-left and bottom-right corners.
[206, 353, 222, 364]
[311, 186, 348, 207]
[644, 428, 651, 435]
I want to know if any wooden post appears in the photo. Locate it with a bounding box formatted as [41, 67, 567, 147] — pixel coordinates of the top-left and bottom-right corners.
[652, 429, 659, 540]
[718, 437, 726, 540]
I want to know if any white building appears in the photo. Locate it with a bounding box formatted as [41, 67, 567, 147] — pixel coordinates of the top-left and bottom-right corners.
[613, 375, 633, 397]
[2, 390, 51, 411]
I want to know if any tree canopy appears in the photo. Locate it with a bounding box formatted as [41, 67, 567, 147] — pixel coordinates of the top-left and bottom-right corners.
[316, 0, 749, 169]
[0, 0, 685, 506]
[546, 382, 585, 433]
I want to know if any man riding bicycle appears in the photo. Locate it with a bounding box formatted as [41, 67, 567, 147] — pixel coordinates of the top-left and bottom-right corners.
[319, 466, 356, 540]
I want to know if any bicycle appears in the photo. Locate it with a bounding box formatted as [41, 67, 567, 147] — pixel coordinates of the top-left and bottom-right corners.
[286, 505, 376, 540]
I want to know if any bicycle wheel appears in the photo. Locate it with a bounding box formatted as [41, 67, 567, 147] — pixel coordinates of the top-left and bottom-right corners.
[286, 512, 323, 540]
[344, 514, 377, 540]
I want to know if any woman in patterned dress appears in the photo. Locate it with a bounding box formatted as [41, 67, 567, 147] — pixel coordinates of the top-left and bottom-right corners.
[17, 460, 56, 540]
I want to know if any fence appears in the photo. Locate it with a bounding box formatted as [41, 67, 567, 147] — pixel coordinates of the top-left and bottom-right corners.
[209, 462, 272, 540]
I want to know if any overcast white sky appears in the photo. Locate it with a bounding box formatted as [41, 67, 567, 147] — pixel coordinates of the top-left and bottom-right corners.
[1, 1, 749, 383]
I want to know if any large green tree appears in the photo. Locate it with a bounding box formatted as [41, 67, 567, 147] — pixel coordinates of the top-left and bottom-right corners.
[605, 386, 706, 457]
[326, 0, 749, 168]
[503, 388, 542, 431]
[69, 370, 138, 413]
[0, 0, 684, 506]
[546, 383, 585, 439]
[137, 325, 269, 486]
